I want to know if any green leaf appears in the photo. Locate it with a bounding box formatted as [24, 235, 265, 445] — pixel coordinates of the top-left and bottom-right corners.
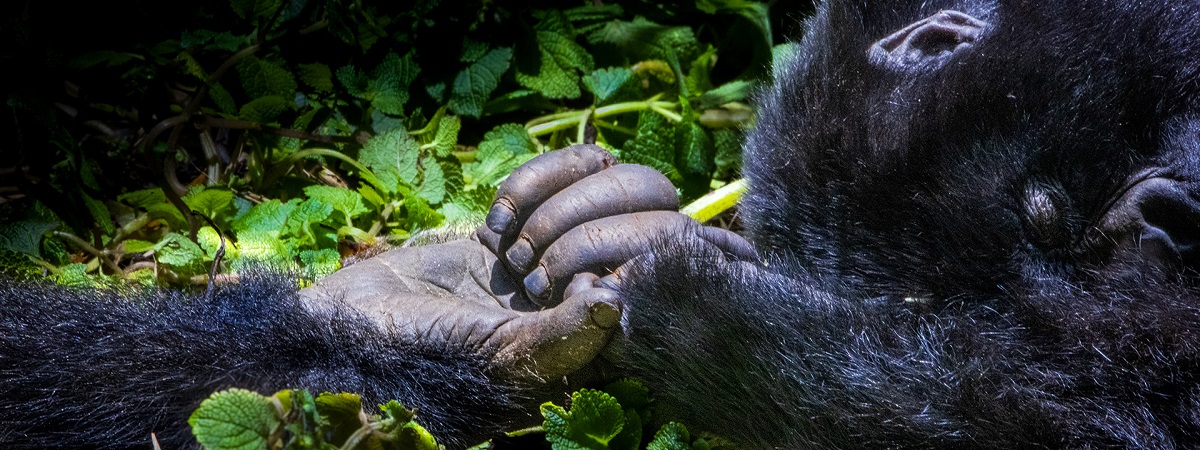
[184, 187, 235, 219]
[118, 188, 168, 209]
[234, 229, 288, 261]
[53, 263, 91, 287]
[298, 63, 334, 93]
[646, 422, 692, 450]
[416, 155, 446, 204]
[0, 220, 57, 257]
[582, 67, 634, 105]
[377, 400, 439, 450]
[429, 115, 461, 158]
[369, 53, 421, 115]
[239, 96, 289, 123]
[694, 80, 755, 110]
[466, 124, 539, 188]
[196, 226, 225, 259]
[516, 18, 594, 99]
[209, 84, 238, 115]
[696, 0, 772, 46]
[303, 186, 368, 221]
[237, 56, 297, 99]
[82, 192, 114, 235]
[284, 198, 333, 246]
[615, 111, 683, 185]
[189, 388, 280, 450]
[541, 389, 625, 450]
[449, 48, 513, 118]
[712, 128, 742, 180]
[122, 239, 155, 253]
[232, 199, 297, 233]
[153, 232, 207, 269]
[359, 128, 421, 194]
[299, 249, 340, 278]
[589, 18, 699, 62]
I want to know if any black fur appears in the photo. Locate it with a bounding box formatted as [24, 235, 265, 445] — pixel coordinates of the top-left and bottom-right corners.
[616, 0, 1200, 448]
[0, 276, 528, 449]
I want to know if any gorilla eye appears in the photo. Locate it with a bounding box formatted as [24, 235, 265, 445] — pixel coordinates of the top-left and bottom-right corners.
[1021, 180, 1073, 250]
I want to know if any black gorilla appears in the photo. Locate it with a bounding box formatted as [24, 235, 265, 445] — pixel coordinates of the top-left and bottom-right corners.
[613, 0, 1200, 448]
[6, 0, 1200, 448]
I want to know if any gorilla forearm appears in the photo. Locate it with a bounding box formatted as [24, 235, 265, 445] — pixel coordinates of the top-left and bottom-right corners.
[0, 277, 528, 449]
[615, 241, 1200, 449]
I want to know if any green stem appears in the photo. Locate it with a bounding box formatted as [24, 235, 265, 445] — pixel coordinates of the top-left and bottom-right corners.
[680, 178, 748, 222]
[526, 100, 679, 137]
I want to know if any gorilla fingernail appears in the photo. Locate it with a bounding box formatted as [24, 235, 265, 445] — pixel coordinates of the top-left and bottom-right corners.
[524, 266, 551, 303]
[505, 237, 535, 272]
[486, 199, 517, 234]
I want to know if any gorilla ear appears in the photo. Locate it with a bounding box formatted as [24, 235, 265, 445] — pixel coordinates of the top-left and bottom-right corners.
[1103, 177, 1200, 268]
[868, 10, 987, 71]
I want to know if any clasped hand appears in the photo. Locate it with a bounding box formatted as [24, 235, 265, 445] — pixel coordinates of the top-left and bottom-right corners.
[303, 145, 753, 381]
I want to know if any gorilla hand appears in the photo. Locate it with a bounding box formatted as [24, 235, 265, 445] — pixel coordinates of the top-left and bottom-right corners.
[478, 144, 756, 306]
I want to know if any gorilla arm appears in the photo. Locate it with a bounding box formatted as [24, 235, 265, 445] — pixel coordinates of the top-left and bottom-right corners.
[0, 145, 726, 449]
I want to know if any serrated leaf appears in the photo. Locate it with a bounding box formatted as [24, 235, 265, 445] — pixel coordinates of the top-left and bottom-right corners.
[403, 194, 443, 231]
[590, 18, 698, 62]
[712, 128, 742, 179]
[285, 198, 333, 247]
[189, 388, 279, 450]
[429, 115, 461, 157]
[177, 52, 209, 81]
[239, 96, 289, 123]
[466, 124, 539, 188]
[82, 192, 114, 235]
[118, 188, 166, 209]
[696, 0, 772, 47]
[516, 30, 594, 99]
[299, 249, 340, 278]
[0, 220, 58, 257]
[541, 389, 625, 450]
[646, 422, 692, 450]
[582, 67, 634, 105]
[237, 56, 297, 99]
[298, 63, 333, 93]
[229, 0, 283, 20]
[196, 226, 225, 259]
[53, 263, 91, 287]
[234, 229, 288, 260]
[359, 128, 420, 194]
[209, 84, 238, 115]
[367, 52, 420, 115]
[461, 38, 490, 63]
[416, 155, 446, 204]
[303, 185, 368, 221]
[153, 232, 206, 269]
[449, 48, 513, 118]
[336, 65, 369, 97]
[233, 199, 297, 232]
[617, 111, 683, 185]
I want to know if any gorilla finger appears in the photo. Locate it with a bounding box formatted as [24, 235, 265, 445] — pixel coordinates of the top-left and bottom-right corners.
[524, 211, 697, 306]
[490, 286, 621, 380]
[693, 225, 758, 262]
[505, 164, 679, 273]
[563, 272, 602, 299]
[487, 144, 616, 235]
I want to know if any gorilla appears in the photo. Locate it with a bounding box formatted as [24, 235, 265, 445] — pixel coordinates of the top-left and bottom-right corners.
[5, 0, 1200, 448]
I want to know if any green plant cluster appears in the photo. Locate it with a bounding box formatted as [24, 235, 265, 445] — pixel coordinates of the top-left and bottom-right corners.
[1, 0, 800, 286]
[189, 388, 438, 450]
[190, 380, 736, 450]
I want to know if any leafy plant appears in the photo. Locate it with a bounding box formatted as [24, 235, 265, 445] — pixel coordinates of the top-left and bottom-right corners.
[0, 0, 805, 285]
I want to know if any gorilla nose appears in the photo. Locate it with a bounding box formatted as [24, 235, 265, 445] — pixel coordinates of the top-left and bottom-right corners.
[1103, 177, 1200, 268]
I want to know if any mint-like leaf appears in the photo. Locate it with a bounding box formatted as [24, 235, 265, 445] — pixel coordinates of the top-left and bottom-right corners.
[645, 422, 692, 450]
[359, 128, 421, 194]
[466, 124, 539, 188]
[153, 232, 206, 270]
[582, 67, 635, 105]
[184, 187, 234, 219]
[368, 53, 420, 115]
[298, 63, 334, 93]
[189, 388, 280, 450]
[429, 115, 461, 158]
[237, 56, 297, 99]
[239, 96, 288, 123]
[449, 48, 513, 117]
[233, 199, 297, 233]
[229, 0, 282, 20]
[516, 28, 594, 99]
[303, 186, 368, 223]
[541, 389, 625, 450]
[299, 249, 340, 278]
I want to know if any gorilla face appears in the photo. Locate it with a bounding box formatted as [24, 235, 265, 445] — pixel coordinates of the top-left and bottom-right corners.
[743, 0, 1200, 304]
